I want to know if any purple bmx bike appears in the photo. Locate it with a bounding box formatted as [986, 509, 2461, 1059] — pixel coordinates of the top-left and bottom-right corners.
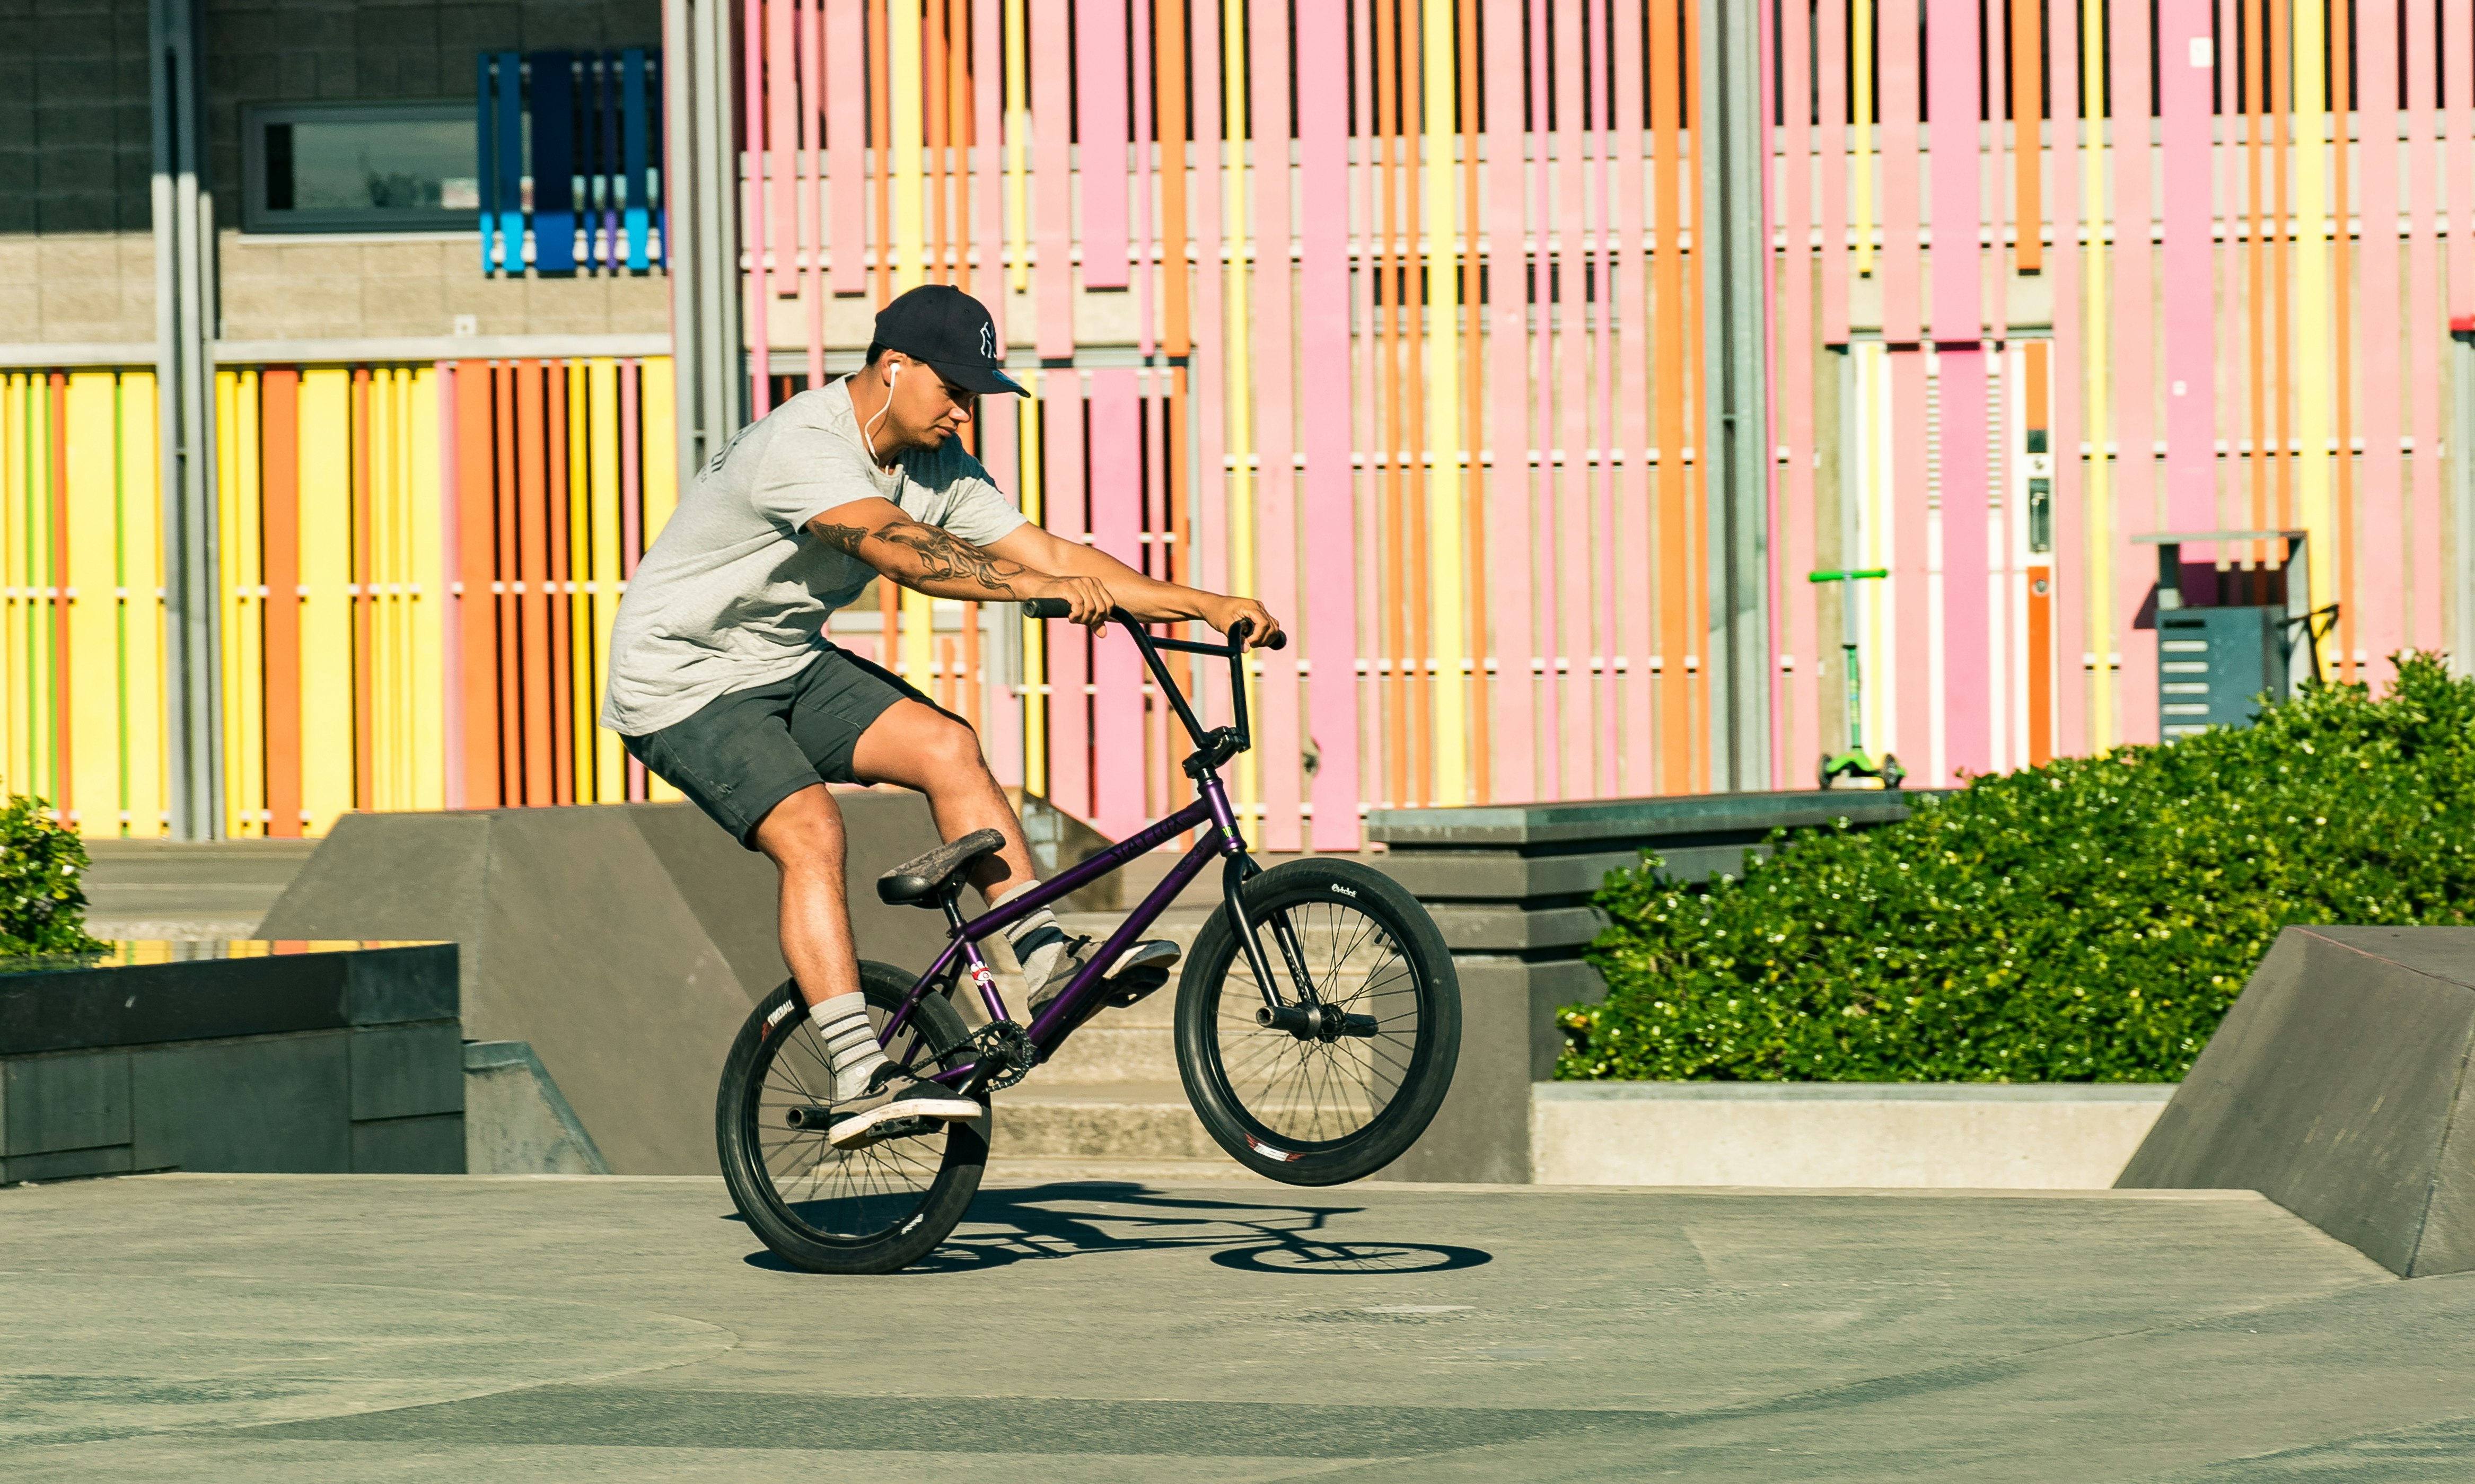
[715, 605, 1462, 1274]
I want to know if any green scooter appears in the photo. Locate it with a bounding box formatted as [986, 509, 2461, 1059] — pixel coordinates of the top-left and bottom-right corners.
[1807, 568, 1907, 791]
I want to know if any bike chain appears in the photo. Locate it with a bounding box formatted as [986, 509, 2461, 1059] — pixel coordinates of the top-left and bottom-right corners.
[964, 1020, 1040, 1092]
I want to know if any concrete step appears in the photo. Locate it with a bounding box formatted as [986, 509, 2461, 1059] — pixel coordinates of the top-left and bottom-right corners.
[994, 1082, 1221, 1161]
[80, 838, 320, 939]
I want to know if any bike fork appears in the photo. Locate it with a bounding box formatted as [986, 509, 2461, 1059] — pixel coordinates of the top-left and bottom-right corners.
[1219, 850, 1321, 1011]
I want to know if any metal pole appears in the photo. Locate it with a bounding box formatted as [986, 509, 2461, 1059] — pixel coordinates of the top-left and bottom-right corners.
[665, 0, 744, 491]
[1700, 0, 1773, 789]
[151, 0, 221, 838]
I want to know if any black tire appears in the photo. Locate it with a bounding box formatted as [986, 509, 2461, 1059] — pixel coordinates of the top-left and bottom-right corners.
[715, 962, 987, 1274]
[1174, 859, 1460, 1186]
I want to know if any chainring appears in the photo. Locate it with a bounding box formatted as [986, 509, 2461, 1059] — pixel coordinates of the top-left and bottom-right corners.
[965, 1020, 1040, 1092]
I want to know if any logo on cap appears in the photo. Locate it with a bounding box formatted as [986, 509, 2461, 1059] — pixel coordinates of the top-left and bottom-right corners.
[979, 322, 995, 359]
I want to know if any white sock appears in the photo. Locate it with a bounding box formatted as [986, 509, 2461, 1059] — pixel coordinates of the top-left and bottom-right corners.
[808, 992, 889, 1101]
[994, 880, 1070, 991]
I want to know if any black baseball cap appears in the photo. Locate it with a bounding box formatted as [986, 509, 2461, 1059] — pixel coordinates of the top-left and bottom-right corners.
[873, 284, 1026, 397]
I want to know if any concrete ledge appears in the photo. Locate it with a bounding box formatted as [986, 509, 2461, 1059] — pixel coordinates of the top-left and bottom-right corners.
[1533, 1081, 2177, 1189]
[464, 1042, 610, 1176]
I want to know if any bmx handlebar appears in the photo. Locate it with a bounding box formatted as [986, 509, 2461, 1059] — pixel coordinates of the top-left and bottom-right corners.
[1017, 601, 1280, 762]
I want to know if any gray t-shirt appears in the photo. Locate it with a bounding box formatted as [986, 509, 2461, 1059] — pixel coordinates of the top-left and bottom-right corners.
[600, 379, 1027, 735]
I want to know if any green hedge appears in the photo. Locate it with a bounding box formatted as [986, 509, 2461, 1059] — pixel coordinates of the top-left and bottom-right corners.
[1559, 653, 2475, 1083]
[1, 795, 107, 959]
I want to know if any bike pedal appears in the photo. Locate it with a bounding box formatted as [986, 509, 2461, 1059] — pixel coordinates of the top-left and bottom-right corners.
[1104, 965, 1172, 1008]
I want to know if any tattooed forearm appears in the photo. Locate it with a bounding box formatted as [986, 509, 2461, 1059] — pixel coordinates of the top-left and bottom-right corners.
[812, 521, 872, 557]
[821, 515, 1033, 596]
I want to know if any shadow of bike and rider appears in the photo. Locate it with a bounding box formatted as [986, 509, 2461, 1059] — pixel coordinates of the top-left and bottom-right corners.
[738, 1180, 1495, 1277]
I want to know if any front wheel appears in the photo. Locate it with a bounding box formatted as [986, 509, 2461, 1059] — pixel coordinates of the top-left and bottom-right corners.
[716, 962, 987, 1274]
[1175, 859, 1460, 1185]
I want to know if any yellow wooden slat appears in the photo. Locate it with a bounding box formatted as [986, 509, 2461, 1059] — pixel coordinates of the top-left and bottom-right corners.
[1017, 372, 1045, 795]
[118, 372, 163, 838]
[636, 357, 684, 803]
[25, 375, 56, 807]
[567, 362, 592, 800]
[227, 371, 260, 836]
[890, 0, 925, 290]
[64, 372, 121, 834]
[297, 369, 355, 834]
[589, 358, 622, 802]
[2, 374, 26, 796]
[370, 367, 401, 811]
[410, 365, 445, 812]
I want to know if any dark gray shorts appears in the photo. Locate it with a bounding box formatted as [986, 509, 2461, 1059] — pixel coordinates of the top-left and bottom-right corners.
[622, 645, 955, 849]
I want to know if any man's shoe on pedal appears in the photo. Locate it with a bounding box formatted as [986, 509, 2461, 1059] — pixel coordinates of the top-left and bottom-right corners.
[828, 1065, 981, 1149]
[1025, 936, 1182, 1018]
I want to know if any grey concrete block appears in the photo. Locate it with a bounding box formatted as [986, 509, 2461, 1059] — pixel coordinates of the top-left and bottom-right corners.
[1425, 903, 1607, 954]
[1381, 849, 1645, 901]
[344, 944, 460, 1026]
[3, 1050, 130, 1157]
[1372, 962, 1542, 1186]
[260, 802, 945, 1174]
[2117, 926, 2475, 1276]
[349, 1023, 464, 1121]
[131, 1032, 352, 1174]
[351, 1113, 466, 1174]
[4, 1144, 133, 1184]
[464, 1041, 608, 1174]
[1366, 789, 1931, 848]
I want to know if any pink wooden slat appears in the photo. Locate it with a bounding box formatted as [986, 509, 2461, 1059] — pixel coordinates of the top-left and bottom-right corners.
[1939, 348, 1992, 779]
[1777, 0, 1818, 783]
[1043, 371, 1091, 816]
[745, 0, 773, 414]
[798, 0, 824, 385]
[1926, 0, 1979, 342]
[1529, 0, 1560, 797]
[2046, 0, 2085, 758]
[2452, 14, 2474, 323]
[1297, 0, 1357, 847]
[974, 0, 1004, 311]
[768, 0, 798, 302]
[2159, 0, 2215, 541]
[2357, 0, 2406, 683]
[1483, 0, 1534, 803]
[2109, 0, 2156, 745]
[827, 0, 866, 294]
[1879, 0, 1923, 343]
[1891, 351, 1933, 758]
[1029, 0, 1075, 356]
[1585, 0, 1616, 795]
[2407, 0, 2439, 656]
[1818, 0, 1851, 345]
[1085, 370, 1146, 835]
[2419, 0, 2456, 649]
[1076, 0, 1129, 288]
[1249, 0, 1300, 849]
[1616, 0, 1655, 792]
[1189, 0, 1229, 730]
[1130, 0, 1153, 354]
[1552, 0, 1593, 800]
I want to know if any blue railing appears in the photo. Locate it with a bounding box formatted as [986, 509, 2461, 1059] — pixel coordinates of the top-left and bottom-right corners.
[478, 49, 664, 276]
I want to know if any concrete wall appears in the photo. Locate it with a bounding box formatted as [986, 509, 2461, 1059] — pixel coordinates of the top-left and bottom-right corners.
[0, 942, 465, 1181]
[1533, 1082, 2178, 1189]
[2, 0, 668, 350]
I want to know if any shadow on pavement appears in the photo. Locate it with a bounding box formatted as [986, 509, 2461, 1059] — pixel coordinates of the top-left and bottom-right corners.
[738, 1181, 1495, 1275]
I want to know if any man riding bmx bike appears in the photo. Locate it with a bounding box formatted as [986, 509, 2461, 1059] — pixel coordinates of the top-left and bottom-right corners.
[602, 283, 1285, 1149]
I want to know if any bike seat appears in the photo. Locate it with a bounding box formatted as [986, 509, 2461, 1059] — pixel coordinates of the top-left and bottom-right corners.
[877, 828, 1007, 906]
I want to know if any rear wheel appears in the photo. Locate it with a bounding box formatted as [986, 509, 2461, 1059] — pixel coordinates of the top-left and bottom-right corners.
[1174, 860, 1460, 1186]
[716, 962, 986, 1274]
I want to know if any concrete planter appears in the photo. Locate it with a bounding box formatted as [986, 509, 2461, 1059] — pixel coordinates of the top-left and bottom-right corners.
[1533, 1081, 2176, 1189]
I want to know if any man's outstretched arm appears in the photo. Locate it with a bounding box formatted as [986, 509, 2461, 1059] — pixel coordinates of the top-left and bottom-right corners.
[983, 522, 1284, 647]
[806, 497, 1112, 625]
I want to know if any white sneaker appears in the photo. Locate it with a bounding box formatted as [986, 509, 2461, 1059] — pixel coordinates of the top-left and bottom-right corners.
[827, 1065, 982, 1149]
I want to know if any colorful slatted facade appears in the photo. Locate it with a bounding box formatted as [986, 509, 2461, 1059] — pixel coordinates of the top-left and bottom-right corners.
[3, 360, 684, 837]
[7, 0, 2471, 841]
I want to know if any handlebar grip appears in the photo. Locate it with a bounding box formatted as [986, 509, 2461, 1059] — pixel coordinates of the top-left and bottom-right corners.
[1227, 618, 1289, 652]
[1020, 598, 1071, 618]
[1262, 629, 1288, 652]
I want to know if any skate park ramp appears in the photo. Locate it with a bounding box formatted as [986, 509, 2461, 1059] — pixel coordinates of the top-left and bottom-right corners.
[2117, 925, 2475, 1276]
[257, 798, 950, 1175]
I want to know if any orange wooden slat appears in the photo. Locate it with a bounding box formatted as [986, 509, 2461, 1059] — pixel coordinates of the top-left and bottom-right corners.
[260, 368, 304, 837]
[515, 361, 552, 806]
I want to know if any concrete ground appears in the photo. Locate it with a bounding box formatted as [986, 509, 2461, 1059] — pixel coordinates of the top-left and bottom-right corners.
[6, 1176, 2475, 1480]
